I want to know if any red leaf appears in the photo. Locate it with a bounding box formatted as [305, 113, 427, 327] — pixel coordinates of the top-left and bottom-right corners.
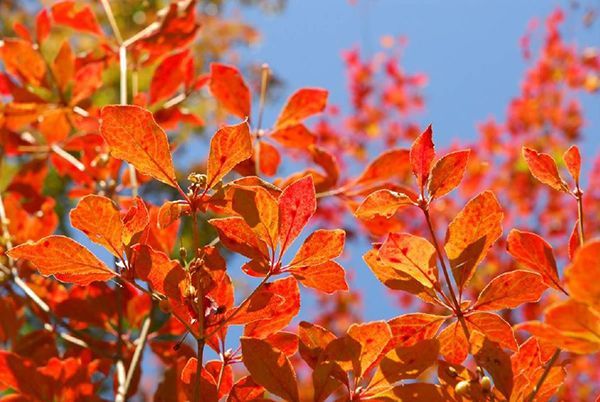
[387, 313, 447, 349]
[122, 197, 150, 245]
[522, 147, 568, 192]
[157, 200, 191, 229]
[71, 62, 103, 105]
[227, 376, 265, 402]
[100, 105, 178, 188]
[36, 9, 51, 43]
[0, 352, 52, 400]
[278, 176, 316, 253]
[354, 149, 411, 188]
[240, 337, 299, 402]
[354, 189, 413, 220]
[565, 239, 600, 310]
[445, 191, 503, 292]
[427, 149, 470, 199]
[473, 270, 548, 311]
[275, 88, 328, 129]
[209, 217, 270, 261]
[379, 233, 438, 289]
[466, 312, 518, 351]
[288, 229, 345, 267]
[0, 39, 46, 86]
[150, 49, 191, 104]
[410, 125, 435, 193]
[258, 140, 280, 177]
[206, 121, 253, 188]
[209, 63, 251, 119]
[7, 235, 115, 285]
[289, 261, 348, 294]
[506, 229, 563, 292]
[50, 1, 103, 36]
[563, 145, 581, 186]
[69, 194, 124, 257]
[270, 124, 316, 148]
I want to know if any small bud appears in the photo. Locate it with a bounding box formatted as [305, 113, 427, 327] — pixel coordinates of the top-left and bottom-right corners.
[455, 380, 471, 396]
[179, 246, 187, 261]
[480, 376, 492, 392]
[447, 366, 458, 377]
[183, 284, 196, 299]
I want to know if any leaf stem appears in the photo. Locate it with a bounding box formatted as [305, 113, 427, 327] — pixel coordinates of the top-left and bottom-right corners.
[526, 348, 560, 402]
[421, 208, 470, 340]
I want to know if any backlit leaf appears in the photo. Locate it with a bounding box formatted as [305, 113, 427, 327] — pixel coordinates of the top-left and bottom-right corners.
[563, 145, 581, 185]
[289, 261, 348, 294]
[379, 233, 438, 288]
[522, 147, 568, 192]
[7, 236, 115, 285]
[506, 229, 563, 292]
[410, 125, 435, 192]
[445, 190, 503, 292]
[278, 176, 316, 252]
[275, 88, 328, 129]
[206, 121, 253, 188]
[69, 195, 124, 257]
[428, 150, 470, 199]
[289, 229, 345, 267]
[100, 105, 178, 187]
[209, 217, 270, 261]
[387, 313, 447, 348]
[240, 337, 299, 402]
[466, 312, 518, 351]
[210, 63, 251, 119]
[354, 189, 413, 220]
[565, 239, 600, 310]
[473, 270, 548, 311]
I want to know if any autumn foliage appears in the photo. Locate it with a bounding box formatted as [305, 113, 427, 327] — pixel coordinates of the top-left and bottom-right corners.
[0, 1, 599, 401]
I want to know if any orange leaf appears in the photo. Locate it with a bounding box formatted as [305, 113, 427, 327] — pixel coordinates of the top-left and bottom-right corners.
[325, 321, 392, 378]
[231, 186, 279, 250]
[0, 38, 46, 86]
[515, 321, 599, 354]
[240, 337, 299, 402]
[367, 339, 439, 394]
[387, 313, 447, 348]
[7, 235, 115, 285]
[275, 88, 328, 129]
[209, 63, 251, 119]
[438, 321, 469, 364]
[522, 147, 568, 192]
[278, 176, 316, 252]
[244, 277, 300, 338]
[506, 229, 563, 292]
[0, 351, 52, 400]
[568, 220, 580, 261]
[209, 217, 269, 261]
[427, 149, 470, 199]
[270, 124, 316, 148]
[289, 229, 345, 267]
[150, 49, 190, 104]
[258, 141, 280, 177]
[100, 105, 178, 187]
[466, 312, 518, 351]
[69, 195, 124, 257]
[445, 190, 503, 292]
[206, 121, 253, 188]
[563, 145, 581, 185]
[354, 149, 411, 188]
[50, 1, 103, 35]
[363, 249, 439, 305]
[565, 238, 600, 310]
[51, 41, 75, 92]
[473, 270, 548, 311]
[369, 383, 446, 401]
[265, 332, 299, 356]
[122, 197, 150, 245]
[354, 189, 413, 220]
[410, 125, 435, 192]
[289, 260, 348, 294]
[298, 321, 337, 369]
[227, 376, 265, 402]
[545, 300, 600, 345]
[470, 331, 514, 400]
[133, 245, 185, 300]
[379, 233, 438, 289]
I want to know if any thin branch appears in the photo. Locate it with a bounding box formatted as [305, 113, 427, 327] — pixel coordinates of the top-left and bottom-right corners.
[99, 0, 123, 45]
[526, 348, 560, 402]
[121, 314, 152, 398]
[253, 64, 270, 176]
